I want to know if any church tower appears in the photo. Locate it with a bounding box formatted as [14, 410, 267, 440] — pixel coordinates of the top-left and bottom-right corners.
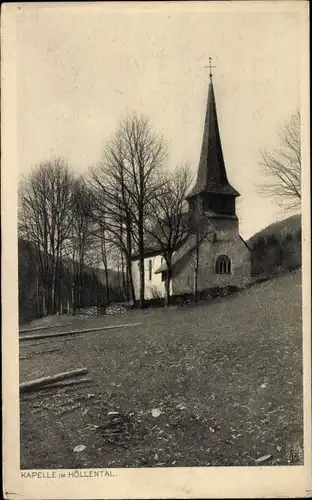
[132, 59, 251, 299]
[186, 60, 240, 223]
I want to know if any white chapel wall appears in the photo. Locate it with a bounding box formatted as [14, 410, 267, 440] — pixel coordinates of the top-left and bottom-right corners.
[132, 254, 167, 300]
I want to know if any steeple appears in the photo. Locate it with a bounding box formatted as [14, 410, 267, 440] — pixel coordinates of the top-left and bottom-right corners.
[186, 61, 239, 216]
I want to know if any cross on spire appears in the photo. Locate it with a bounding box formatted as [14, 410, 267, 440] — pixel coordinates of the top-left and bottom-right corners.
[205, 57, 216, 80]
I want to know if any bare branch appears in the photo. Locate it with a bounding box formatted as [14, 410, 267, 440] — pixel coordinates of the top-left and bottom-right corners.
[258, 110, 301, 213]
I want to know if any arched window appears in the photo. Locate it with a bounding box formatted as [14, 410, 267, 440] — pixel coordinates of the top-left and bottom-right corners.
[215, 255, 231, 274]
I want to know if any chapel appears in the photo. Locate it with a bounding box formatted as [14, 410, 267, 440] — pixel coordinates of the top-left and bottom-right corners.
[131, 63, 251, 299]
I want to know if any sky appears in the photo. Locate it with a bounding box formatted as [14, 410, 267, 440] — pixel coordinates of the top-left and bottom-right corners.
[15, 2, 302, 239]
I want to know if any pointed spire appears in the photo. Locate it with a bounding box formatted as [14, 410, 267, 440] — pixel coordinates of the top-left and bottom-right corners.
[187, 66, 239, 199]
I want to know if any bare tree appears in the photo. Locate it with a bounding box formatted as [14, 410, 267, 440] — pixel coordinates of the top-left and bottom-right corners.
[88, 158, 136, 304]
[259, 110, 301, 212]
[84, 249, 102, 315]
[147, 164, 193, 306]
[89, 114, 168, 308]
[109, 247, 128, 300]
[18, 158, 76, 315]
[99, 225, 112, 305]
[113, 115, 168, 308]
[64, 177, 95, 314]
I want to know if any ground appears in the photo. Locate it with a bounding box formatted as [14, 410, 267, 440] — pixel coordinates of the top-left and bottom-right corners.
[20, 269, 303, 469]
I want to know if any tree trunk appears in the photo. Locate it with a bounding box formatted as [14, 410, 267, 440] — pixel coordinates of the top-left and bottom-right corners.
[164, 275, 170, 307]
[125, 217, 134, 302]
[71, 281, 76, 316]
[96, 278, 100, 315]
[193, 267, 198, 304]
[77, 261, 82, 308]
[116, 262, 122, 298]
[126, 264, 131, 301]
[164, 259, 172, 307]
[45, 281, 53, 315]
[121, 252, 126, 298]
[43, 288, 48, 316]
[126, 258, 136, 304]
[138, 256, 145, 309]
[100, 229, 110, 305]
[57, 268, 62, 314]
[194, 243, 199, 304]
[36, 276, 41, 317]
[54, 248, 61, 314]
[102, 254, 109, 306]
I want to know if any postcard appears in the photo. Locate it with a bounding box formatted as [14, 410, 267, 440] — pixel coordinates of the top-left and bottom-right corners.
[2, 1, 311, 498]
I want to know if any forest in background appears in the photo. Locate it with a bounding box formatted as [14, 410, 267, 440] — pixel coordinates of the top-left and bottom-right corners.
[248, 214, 301, 278]
[18, 238, 125, 324]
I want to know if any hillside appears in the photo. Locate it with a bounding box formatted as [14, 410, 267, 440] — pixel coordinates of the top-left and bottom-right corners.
[248, 214, 301, 247]
[247, 214, 301, 278]
[20, 269, 303, 468]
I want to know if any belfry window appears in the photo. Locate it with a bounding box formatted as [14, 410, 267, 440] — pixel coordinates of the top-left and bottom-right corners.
[215, 255, 231, 274]
[148, 259, 152, 280]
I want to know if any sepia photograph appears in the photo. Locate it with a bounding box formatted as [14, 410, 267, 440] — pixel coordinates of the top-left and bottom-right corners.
[2, 1, 311, 498]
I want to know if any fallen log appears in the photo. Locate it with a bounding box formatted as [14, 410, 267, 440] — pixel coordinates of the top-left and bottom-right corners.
[33, 348, 61, 355]
[64, 335, 85, 342]
[29, 377, 93, 392]
[20, 368, 88, 393]
[19, 322, 142, 342]
[19, 323, 72, 334]
[19, 348, 60, 359]
[20, 338, 65, 347]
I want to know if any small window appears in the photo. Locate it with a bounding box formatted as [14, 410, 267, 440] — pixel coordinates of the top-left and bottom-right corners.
[215, 255, 231, 274]
[148, 259, 152, 280]
[161, 257, 163, 265]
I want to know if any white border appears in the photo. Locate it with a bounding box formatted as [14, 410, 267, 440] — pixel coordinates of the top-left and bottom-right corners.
[2, 2, 311, 498]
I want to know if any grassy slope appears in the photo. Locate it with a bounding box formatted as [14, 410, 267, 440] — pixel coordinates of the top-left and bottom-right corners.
[20, 269, 303, 468]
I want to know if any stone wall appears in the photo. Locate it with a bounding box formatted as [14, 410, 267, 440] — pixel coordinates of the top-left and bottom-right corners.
[172, 231, 251, 295]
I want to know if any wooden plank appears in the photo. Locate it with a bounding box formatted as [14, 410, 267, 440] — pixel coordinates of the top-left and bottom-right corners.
[19, 322, 142, 342]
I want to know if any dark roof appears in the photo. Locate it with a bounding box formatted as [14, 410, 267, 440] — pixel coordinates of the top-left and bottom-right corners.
[239, 235, 252, 252]
[186, 79, 239, 199]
